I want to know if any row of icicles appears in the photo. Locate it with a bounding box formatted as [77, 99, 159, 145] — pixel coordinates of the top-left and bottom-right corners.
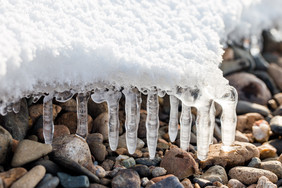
[0, 86, 238, 161]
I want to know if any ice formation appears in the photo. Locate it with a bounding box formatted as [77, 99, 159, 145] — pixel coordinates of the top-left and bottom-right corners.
[0, 0, 282, 160]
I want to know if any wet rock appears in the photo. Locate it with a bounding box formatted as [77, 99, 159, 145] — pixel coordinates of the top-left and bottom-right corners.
[151, 167, 167, 177]
[111, 169, 141, 188]
[227, 179, 246, 188]
[0, 168, 27, 188]
[57, 172, 89, 188]
[118, 133, 145, 150]
[270, 116, 282, 135]
[138, 110, 147, 138]
[129, 165, 151, 177]
[36, 173, 60, 188]
[236, 101, 270, 116]
[181, 178, 194, 188]
[121, 157, 136, 168]
[88, 142, 106, 162]
[149, 176, 184, 188]
[29, 103, 62, 123]
[236, 113, 264, 133]
[0, 126, 12, 164]
[201, 165, 228, 184]
[151, 174, 174, 183]
[11, 165, 46, 188]
[261, 161, 282, 178]
[37, 125, 70, 141]
[268, 139, 282, 155]
[87, 133, 103, 144]
[252, 120, 271, 142]
[89, 183, 108, 188]
[4, 99, 29, 140]
[11, 139, 52, 167]
[256, 176, 277, 188]
[60, 98, 77, 112]
[193, 178, 213, 187]
[201, 142, 259, 168]
[55, 112, 93, 134]
[257, 144, 277, 159]
[34, 159, 61, 176]
[228, 166, 278, 185]
[268, 63, 282, 90]
[247, 157, 261, 168]
[235, 130, 249, 142]
[226, 72, 271, 105]
[136, 157, 161, 167]
[101, 159, 114, 171]
[160, 148, 199, 179]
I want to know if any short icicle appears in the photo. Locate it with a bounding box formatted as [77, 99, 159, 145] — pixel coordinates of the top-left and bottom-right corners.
[180, 104, 192, 151]
[43, 93, 54, 144]
[146, 88, 159, 159]
[168, 95, 179, 142]
[12, 101, 21, 113]
[76, 92, 90, 139]
[122, 87, 142, 154]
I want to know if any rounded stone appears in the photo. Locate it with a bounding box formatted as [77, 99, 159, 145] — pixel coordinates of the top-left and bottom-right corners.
[151, 167, 167, 177]
[37, 125, 70, 141]
[268, 63, 282, 91]
[150, 176, 184, 188]
[92, 112, 109, 140]
[260, 161, 282, 178]
[88, 142, 106, 162]
[129, 165, 150, 178]
[111, 169, 141, 188]
[86, 133, 104, 144]
[0, 126, 12, 164]
[227, 179, 246, 188]
[270, 116, 282, 135]
[0, 167, 27, 188]
[201, 165, 228, 184]
[247, 157, 261, 168]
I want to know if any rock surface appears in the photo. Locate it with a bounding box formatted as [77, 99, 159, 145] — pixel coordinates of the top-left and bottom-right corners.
[149, 176, 184, 188]
[0, 126, 13, 164]
[111, 169, 141, 188]
[201, 165, 228, 184]
[0, 168, 27, 188]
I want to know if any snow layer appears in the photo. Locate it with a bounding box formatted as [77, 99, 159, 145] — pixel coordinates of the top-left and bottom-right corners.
[0, 0, 282, 103]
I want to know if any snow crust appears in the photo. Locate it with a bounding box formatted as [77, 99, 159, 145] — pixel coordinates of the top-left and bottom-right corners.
[0, 0, 282, 103]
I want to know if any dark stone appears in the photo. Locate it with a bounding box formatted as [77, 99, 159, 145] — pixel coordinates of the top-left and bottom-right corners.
[270, 116, 282, 135]
[36, 173, 60, 188]
[268, 139, 282, 155]
[149, 176, 184, 188]
[137, 110, 147, 138]
[247, 157, 261, 168]
[253, 71, 280, 95]
[129, 164, 151, 177]
[34, 159, 62, 176]
[135, 157, 161, 167]
[57, 172, 89, 188]
[111, 169, 141, 188]
[273, 106, 282, 116]
[236, 100, 270, 116]
[4, 99, 29, 140]
[89, 183, 108, 188]
[193, 178, 213, 187]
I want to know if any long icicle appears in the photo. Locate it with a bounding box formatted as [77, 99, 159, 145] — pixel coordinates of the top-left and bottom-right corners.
[76, 92, 90, 138]
[208, 101, 216, 145]
[168, 95, 179, 142]
[123, 87, 142, 154]
[180, 104, 192, 151]
[146, 88, 159, 159]
[43, 93, 54, 144]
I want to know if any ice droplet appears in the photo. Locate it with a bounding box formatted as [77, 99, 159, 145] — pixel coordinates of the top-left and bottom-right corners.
[12, 101, 21, 113]
[76, 92, 90, 138]
[168, 95, 179, 142]
[180, 104, 192, 151]
[43, 93, 54, 144]
[122, 87, 142, 154]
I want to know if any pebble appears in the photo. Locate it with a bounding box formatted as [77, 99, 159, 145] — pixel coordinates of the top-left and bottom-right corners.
[236, 101, 270, 116]
[193, 178, 213, 187]
[260, 161, 282, 178]
[118, 133, 145, 150]
[236, 113, 264, 132]
[129, 165, 151, 177]
[89, 183, 108, 188]
[135, 157, 161, 167]
[201, 165, 228, 184]
[160, 148, 199, 179]
[247, 157, 261, 168]
[55, 112, 93, 134]
[121, 157, 136, 168]
[138, 110, 147, 138]
[270, 116, 282, 135]
[149, 176, 184, 188]
[11, 165, 46, 188]
[3, 99, 29, 140]
[37, 125, 70, 141]
[101, 159, 114, 171]
[201, 142, 259, 168]
[267, 139, 282, 155]
[88, 142, 107, 162]
[273, 105, 282, 116]
[33, 159, 62, 176]
[268, 63, 282, 90]
[0, 126, 12, 164]
[111, 169, 141, 188]
[29, 103, 62, 123]
[87, 133, 104, 144]
[235, 130, 249, 142]
[36, 173, 59, 188]
[226, 72, 271, 105]
[274, 93, 282, 105]
[92, 112, 109, 141]
[88, 100, 108, 120]
[0, 168, 27, 188]
[11, 139, 52, 167]
[256, 176, 277, 188]
[57, 172, 89, 188]
[228, 166, 278, 185]
[151, 167, 167, 177]
[60, 98, 77, 112]
[227, 179, 246, 188]
[252, 120, 270, 142]
[141, 177, 150, 187]
[181, 178, 194, 188]
[92, 165, 106, 178]
[257, 144, 277, 159]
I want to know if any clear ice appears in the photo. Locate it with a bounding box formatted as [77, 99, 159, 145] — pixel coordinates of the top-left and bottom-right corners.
[168, 95, 179, 142]
[76, 92, 90, 138]
[43, 93, 54, 144]
[179, 104, 192, 151]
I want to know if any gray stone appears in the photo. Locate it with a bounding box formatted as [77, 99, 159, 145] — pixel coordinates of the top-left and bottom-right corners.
[121, 157, 136, 168]
[268, 139, 282, 155]
[257, 176, 277, 188]
[236, 100, 270, 116]
[57, 172, 89, 188]
[34, 159, 61, 176]
[111, 169, 141, 188]
[261, 161, 282, 178]
[201, 165, 228, 184]
[118, 133, 145, 150]
[149, 176, 184, 188]
[0, 126, 12, 164]
[227, 179, 246, 188]
[151, 167, 167, 178]
[129, 165, 151, 177]
[247, 157, 261, 168]
[135, 157, 161, 167]
[36, 173, 60, 188]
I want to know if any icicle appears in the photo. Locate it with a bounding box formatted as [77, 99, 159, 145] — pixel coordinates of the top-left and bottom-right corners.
[43, 93, 54, 144]
[0, 105, 7, 116]
[208, 101, 216, 145]
[216, 86, 238, 151]
[32, 94, 42, 103]
[55, 90, 74, 102]
[6, 103, 13, 113]
[76, 92, 90, 139]
[122, 87, 142, 154]
[168, 95, 179, 142]
[12, 100, 21, 113]
[91, 87, 121, 151]
[180, 104, 192, 151]
[145, 87, 159, 159]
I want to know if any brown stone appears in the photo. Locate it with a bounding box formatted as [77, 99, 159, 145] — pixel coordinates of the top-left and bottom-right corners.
[256, 176, 276, 188]
[37, 125, 70, 141]
[138, 110, 147, 138]
[92, 112, 109, 140]
[274, 93, 282, 106]
[0, 168, 27, 188]
[0, 126, 12, 164]
[88, 142, 106, 162]
[86, 133, 103, 144]
[268, 63, 282, 91]
[55, 112, 93, 134]
[29, 104, 61, 123]
[261, 161, 282, 178]
[181, 178, 193, 188]
[258, 144, 277, 159]
[235, 130, 249, 142]
[222, 48, 234, 61]
[151, 174, 174, 183]
[236, 113, 264, 132]
[160, 148, 199, 179]
[201, 142, 259, 168]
